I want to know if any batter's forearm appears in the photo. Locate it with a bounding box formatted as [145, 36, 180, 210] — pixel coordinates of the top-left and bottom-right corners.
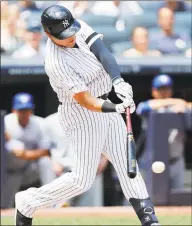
[74, 91, 110, 112]
[74, 91, 118, 112]
[74, 91, 130, 113]
[90, 39, 121, 82]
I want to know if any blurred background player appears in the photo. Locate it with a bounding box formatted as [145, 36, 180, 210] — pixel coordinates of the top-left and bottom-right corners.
[44, 112, 108, 207]
[1, 2, 24, 54]
[1, 1, 191, 58]
[157, 0, 191, 12]
[123, 27, 161, 57]
[12, 21, 44, 59]
[91, 0, 143, 17]
[18, 0, 41, 22]
[3, 93, 55, 208]
[185, 48, 192, 57]
[59, 1, 89, 18]
[136, 74, 192, 189]
[150, 7, 190, 55]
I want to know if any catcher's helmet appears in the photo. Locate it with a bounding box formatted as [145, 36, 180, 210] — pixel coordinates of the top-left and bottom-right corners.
[41, 5, 81, 40]
[12, 93, 34, 110]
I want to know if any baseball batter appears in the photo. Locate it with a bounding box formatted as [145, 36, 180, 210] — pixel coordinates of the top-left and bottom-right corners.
[15, 5, 160, 226]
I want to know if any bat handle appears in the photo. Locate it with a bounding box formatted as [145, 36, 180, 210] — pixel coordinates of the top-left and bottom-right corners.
[126, 107, 132, 132]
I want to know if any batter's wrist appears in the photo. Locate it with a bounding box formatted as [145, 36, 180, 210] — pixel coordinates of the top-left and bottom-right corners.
[101, 101, 116, 112]
[112, 77, 124, 86]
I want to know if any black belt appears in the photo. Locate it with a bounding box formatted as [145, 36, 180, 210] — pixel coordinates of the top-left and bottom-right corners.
[59, 93, 109, 105]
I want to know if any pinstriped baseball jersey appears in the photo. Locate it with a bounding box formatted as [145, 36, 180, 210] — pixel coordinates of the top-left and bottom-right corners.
[16, 19, 149, 218]
[45, 20, 112, 103]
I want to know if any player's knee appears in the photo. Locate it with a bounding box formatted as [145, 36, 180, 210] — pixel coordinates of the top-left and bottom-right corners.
[74, 181, 92, 193]
[129, 198, 159, 226]
[72, 176, 93, 193]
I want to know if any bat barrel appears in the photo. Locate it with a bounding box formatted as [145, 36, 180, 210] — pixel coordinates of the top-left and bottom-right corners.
[127, 133, 137, 179]
[126, 107, 137, 179]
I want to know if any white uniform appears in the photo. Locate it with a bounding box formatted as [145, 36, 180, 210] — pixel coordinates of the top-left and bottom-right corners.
[17, 20, 149, 217]
[5, 113, 48, 152]
[44, 112, 105, 206]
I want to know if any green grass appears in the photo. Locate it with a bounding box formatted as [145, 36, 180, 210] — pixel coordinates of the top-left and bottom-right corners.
[1, 216, 191, 225]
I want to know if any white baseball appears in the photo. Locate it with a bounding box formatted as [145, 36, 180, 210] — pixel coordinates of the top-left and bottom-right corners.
[152, 161, 165, 173]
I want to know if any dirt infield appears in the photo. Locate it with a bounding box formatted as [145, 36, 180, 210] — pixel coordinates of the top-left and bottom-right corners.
[1, 207, 191, 217]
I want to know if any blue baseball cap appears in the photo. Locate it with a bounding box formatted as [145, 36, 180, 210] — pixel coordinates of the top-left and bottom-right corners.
[152, 74, 173, 89]
[12, 93, 34, 110]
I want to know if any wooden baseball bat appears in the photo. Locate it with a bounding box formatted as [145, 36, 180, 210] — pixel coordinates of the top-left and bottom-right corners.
[126, 107, 137, 179]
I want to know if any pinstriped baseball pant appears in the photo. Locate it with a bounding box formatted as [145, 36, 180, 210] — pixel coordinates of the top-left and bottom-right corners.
[16, 104, 149, 218]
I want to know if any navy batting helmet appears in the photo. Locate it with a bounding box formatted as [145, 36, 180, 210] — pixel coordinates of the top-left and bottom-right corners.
[41, 5, 81, 40]
[12, 93, 34, 110]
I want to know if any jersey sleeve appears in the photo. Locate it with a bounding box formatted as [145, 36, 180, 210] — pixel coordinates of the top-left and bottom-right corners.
[78, 20, 103, 48]
[48, 57, 88, 96]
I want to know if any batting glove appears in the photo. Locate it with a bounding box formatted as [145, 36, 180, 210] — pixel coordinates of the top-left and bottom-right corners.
[113, 78, 133, 101]
[115, 97, 136, 114]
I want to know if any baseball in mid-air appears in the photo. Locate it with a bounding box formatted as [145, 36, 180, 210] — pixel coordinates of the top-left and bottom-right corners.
[152, 161, 165, 173]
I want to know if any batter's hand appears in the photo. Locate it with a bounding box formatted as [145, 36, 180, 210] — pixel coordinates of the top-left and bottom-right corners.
[116, 97, 136, 114]
[113, 78, 133, 101]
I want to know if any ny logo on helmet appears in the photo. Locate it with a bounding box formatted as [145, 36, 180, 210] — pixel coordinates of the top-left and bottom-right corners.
[63, 20, 70, 28]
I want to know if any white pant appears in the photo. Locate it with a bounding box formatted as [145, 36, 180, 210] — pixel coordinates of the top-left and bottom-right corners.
[72, 174, 104, 206]
[54, 173, 104, 207]
[17, 104, 149, 218]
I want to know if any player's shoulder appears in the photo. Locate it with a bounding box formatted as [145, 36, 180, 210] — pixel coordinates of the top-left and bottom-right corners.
[77, 19, 93, 34]
[44, 43, 65, 74]
[4, 113, 17, 124]
[5, 113, 15, 120]
[77, 19, 89, 28]
[45, 38, 61, 57]
[30, 115, 47, 133]
[30, 115, 45, 126]
[44, 113, 58, 124]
